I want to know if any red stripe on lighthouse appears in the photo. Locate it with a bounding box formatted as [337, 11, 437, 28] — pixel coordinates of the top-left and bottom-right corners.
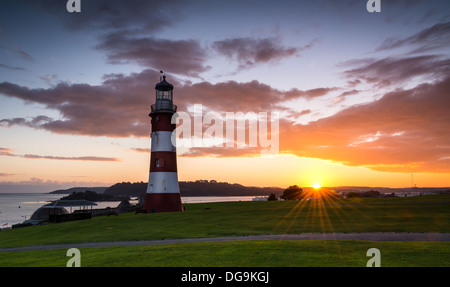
[143, 193, 183, 213]
[150, 151, 178, 172]
[151, 113, 175, 132]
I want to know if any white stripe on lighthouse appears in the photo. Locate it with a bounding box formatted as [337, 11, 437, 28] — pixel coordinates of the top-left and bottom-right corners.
[146, 172, 180, 194]
[151, 131, 176, 152]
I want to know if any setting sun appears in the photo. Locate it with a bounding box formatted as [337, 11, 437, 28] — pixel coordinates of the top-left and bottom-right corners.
[313, 183, 321, 189]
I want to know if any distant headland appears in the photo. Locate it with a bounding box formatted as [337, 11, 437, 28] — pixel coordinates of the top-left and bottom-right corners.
[49, 180, 283, 197]
[49, 187, 108, 195]
[48, 180, 450, 198]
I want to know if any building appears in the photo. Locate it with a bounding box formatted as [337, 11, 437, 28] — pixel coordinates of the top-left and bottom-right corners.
[143, 73, 183, 213]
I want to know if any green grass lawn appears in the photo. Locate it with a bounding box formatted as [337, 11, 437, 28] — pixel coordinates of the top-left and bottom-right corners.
[1, 240, 449, 267]
[0, 194, 449, 266]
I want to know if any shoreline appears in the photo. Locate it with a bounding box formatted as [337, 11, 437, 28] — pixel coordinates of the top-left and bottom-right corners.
[0, 194, 257, 229]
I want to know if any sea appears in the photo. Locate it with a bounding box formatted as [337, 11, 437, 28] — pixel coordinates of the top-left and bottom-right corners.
[0, 193, 257, 228]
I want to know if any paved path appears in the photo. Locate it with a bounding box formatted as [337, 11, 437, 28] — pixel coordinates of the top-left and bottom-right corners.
[1, 233, 450, 253]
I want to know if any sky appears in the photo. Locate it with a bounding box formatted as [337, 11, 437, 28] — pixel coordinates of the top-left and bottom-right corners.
[0, 0, 449, 192]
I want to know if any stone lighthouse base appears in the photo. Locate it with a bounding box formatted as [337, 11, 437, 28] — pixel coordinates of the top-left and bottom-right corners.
[143, 193, 183, 213]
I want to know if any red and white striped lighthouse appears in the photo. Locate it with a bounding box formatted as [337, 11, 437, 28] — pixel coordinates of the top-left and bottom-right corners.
[143, 73, 183, 213]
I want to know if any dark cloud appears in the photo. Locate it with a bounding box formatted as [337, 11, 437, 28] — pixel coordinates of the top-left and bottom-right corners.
[97, 33, 210, 77]
[0, 63, 25, 71]
[22, 154, 120, 162]
[331, 89, 360, 105]
[0, 148, 15, 157]
[342, 22, 450, 88]
[0, 117, 28, 127]
[0, 69, 156, 137]
[179, 80, 338, 113]
[283, 109, 312, 122]
[180, 80, 280, 112]
[13, 45, 34, 62]
[12, 1, 205, 77]
[0, 147, 119, 162]
[338, 89, 359, 98]
[0, 45, 33, 67]
[0, 68, 332, 139]
[0, 115, 53, 129]
[377, 21, 450, 53]
[212, 37, 301, 69]
[344, 55, 450, 86]
[1, 66, 449, 173]
[284, 87, 339, 100]
[21, 0, 184, 33]
[96, 35, 309, 78]
[39, 74, 59, 86]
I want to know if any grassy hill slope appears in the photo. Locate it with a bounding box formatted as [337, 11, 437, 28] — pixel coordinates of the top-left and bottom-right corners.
[1, 194, 449, 267]
[1, 194, 449, 249]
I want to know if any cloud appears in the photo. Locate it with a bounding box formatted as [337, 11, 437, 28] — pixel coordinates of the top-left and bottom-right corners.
[165, 76, 450, 173]
[0, 116, 52, 129]
[344, 55, 450, 87]
[180, 80, 282, 112]
[130, 148, 150, 153]
[181, 146, 270, 158]
[0, 148, 15, 156]
[284, 87, 339, 100]
[0, 63, 25, 71]
[0, 69, 329, 137]
[22, 154, 120, 162]
[297, 109, 312, 117]
[21, 0, 184, 33]
[16, 1, 205, 77]
[377, 21, 450, 54]
[332, 89, 359, 104]
[0, 173, 14, 177]
[179, 81, 337, 114]
[279, 76, 450, 172]
[97, 33, 210, 77]
[39, 74, 59, 86]
[212, 37, 301, 69]
[0, 147, 120, 162]
[0, 45, 34, 63]
[1, 68, 449, 173]
[0, 70, 155, 137]
[12, 45, 34, 62]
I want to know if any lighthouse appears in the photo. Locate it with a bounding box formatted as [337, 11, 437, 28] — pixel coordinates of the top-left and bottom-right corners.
[143, 73, 183, 213]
